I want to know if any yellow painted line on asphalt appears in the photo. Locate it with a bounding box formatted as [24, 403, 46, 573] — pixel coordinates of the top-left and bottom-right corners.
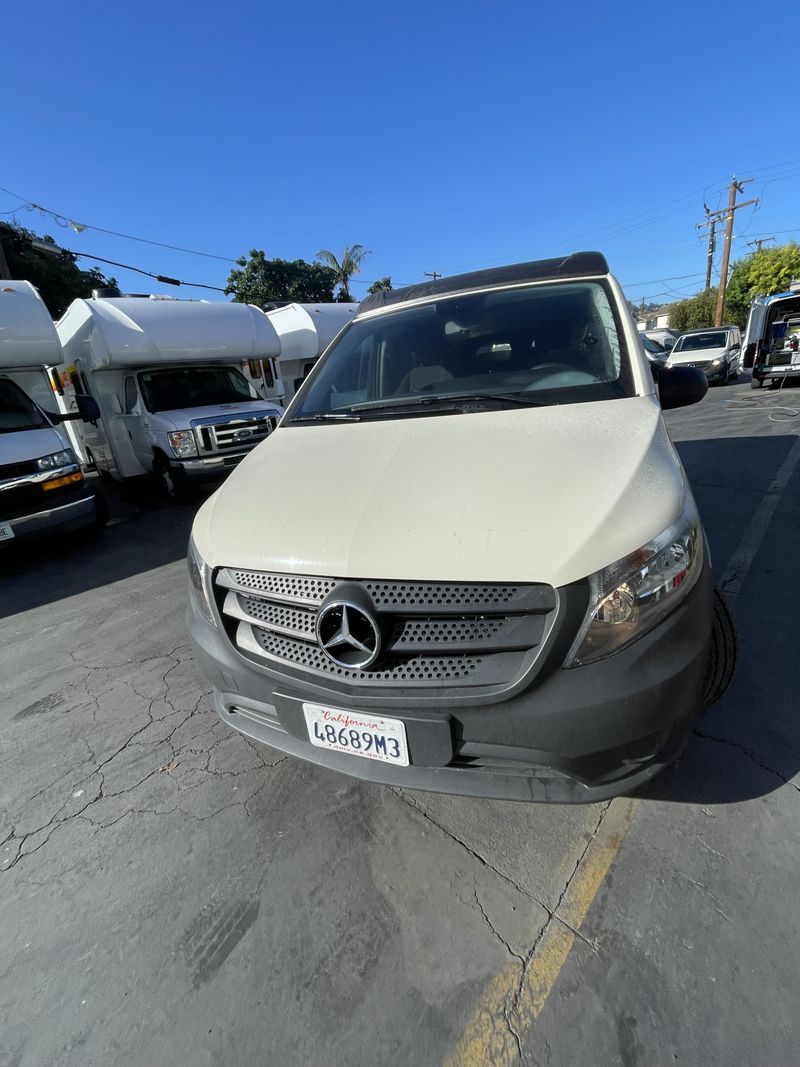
[445, 798, 638, 1067]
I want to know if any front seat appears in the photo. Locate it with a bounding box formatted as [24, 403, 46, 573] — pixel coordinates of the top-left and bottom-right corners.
[396, 363, 453, 395]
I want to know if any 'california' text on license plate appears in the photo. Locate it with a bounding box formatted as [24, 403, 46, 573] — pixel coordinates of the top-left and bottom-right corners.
[302, 703, 409, 766]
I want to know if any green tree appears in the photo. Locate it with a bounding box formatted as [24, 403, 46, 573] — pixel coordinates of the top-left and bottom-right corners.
[367, 276, 392, 294]
[315, 244, 370, 301]
[0, 222, 119, 318]
[725, 242, 800, 326]
[668, 288, 720, 332]
[225, 249, 337, 305]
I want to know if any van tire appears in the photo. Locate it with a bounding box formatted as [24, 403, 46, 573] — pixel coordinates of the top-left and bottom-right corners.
[750, 375, 763, 389]
[701, 587, 739, 710]
[155, 455, 192, 504]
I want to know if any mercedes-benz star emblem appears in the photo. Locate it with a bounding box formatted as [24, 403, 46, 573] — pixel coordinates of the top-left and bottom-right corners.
[316, 601, 381, 669]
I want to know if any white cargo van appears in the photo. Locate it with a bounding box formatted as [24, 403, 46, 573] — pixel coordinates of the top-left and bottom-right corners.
[0, 282, 102, 544]
[242, 303, 358, 405]
[188, 253, 736, 803]
[56, 295, 284, 499]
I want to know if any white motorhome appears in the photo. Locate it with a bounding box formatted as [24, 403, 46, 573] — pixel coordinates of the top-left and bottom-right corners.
[0, 281, 102, 544]
[56, 294, 283, 499]
[243, 303, 358, 405]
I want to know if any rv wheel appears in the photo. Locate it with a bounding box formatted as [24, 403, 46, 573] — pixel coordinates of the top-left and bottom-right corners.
[155, 457, 192, 504]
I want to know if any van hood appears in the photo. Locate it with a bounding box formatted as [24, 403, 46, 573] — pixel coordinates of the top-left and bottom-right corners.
[0, 425, 67, 466]
[192, 395, 686, 588]
[152, 400, 281, 431]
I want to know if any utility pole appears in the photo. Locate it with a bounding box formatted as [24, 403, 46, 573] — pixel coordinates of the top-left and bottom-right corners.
[424, 271, 442, 281]
[696, 215, 717, 291]
[696, 179, 759, 320]
[747, 237, 775, 253]
[714, 177, 758, 326]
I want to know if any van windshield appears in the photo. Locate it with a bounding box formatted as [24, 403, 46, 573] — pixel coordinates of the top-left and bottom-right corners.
[288, 280, 634, 423]
[138, 366, 253, 413]
[0, 378, 49, 434]
[673, 331, 728, 352]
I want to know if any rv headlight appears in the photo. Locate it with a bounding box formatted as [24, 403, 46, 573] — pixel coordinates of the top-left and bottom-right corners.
[187, 538, 216, 627]
[168, 430, 198, 458]
[36, 448, 77, 471]
[565, 503, 704, 667]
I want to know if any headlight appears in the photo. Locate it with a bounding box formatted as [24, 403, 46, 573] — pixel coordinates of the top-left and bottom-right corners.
[36, 448, 77, 471]
[188, 538, 216, 627]
[168, 430, 198, 458]
[710, 357, 725, 367]
[566, 503, 704, 667]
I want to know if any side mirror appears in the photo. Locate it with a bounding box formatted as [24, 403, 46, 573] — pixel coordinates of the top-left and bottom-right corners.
[76, 394, 101, 423]
[658, 366, 708, 410]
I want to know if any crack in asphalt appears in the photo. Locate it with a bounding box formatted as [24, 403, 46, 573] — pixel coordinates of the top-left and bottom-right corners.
[507, 803, 608, 1027]
[694, 728, 800, 794]
[472, 882, 525, 965]
[391, 787, 599, 950]
[2, 646, 285, 873]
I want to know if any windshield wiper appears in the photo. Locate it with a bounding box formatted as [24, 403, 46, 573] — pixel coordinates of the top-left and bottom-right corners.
[290, 412, 362, 423]
[350, 392, 554, 415]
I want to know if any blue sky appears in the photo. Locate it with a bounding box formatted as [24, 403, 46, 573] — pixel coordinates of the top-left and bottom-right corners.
[3, 0, 797, 307]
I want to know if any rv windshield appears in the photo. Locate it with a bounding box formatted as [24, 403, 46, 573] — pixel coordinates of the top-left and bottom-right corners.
[289, 280, 634, 423]
[138, 366, 253, 413]
[0, 379, 49, 434]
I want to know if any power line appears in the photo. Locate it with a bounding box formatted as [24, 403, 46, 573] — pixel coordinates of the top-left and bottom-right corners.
[29, 240, 228, 292]
[0, 185, 239, 263]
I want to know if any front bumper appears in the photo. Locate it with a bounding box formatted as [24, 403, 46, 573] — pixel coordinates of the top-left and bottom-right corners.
[172, 451, 252, 480]
[754, 363, 800, 382]
[188, 561, 713, 803]
[1, 492, 96, 540]
[704, 363, 729, 382]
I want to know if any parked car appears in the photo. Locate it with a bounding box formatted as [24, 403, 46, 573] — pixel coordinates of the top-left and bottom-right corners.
[0, 282, 104, 544]
[666, 326, 742, 385]
[188, 251, 734, 804]
[644, 328, 679, 352]
[641, 334, 668, 369]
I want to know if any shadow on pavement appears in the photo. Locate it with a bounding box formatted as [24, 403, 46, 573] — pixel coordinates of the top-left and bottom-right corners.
[0, 476, 211, 619]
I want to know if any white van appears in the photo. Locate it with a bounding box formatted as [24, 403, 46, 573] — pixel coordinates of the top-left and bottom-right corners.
[1, 282, 102, 544]
[56, 295, 284, 499]
[187, 253, 732, 803]
[242, 303, 358, 405]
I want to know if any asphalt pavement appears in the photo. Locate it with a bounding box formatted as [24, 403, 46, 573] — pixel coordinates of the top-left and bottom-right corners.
[1, 378, 799, 1067]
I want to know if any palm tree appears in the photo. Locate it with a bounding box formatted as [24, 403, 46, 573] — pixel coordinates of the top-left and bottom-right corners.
[316, 244, 370, 302]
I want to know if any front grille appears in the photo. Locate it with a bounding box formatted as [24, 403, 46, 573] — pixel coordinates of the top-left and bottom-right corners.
[193, 415, 273, 455]
[0, 458, 38, 481]
[216, 567, 557, 691]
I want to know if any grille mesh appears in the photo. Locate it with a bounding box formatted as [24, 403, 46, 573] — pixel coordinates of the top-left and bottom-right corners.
[365, 581, 521, 608]
[253, 629, 483, 682]
[231, 570, 335, 602]
[391, 617, 505, 647]
[242, 597, 316, 637]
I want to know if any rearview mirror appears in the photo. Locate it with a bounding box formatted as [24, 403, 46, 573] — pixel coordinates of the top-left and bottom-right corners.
[658, 366, 708, 410]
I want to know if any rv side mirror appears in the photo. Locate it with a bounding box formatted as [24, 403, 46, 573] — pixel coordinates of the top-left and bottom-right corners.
[658, 366, 708, 410]
[76, 394, 101, 423]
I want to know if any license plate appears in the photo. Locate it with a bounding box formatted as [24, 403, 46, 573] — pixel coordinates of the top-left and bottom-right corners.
[302, 703, 409, 766]
[0, 522, 14, 542]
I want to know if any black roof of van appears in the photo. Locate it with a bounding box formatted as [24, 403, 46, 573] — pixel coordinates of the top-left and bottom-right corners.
[357, 251, 610, 315]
